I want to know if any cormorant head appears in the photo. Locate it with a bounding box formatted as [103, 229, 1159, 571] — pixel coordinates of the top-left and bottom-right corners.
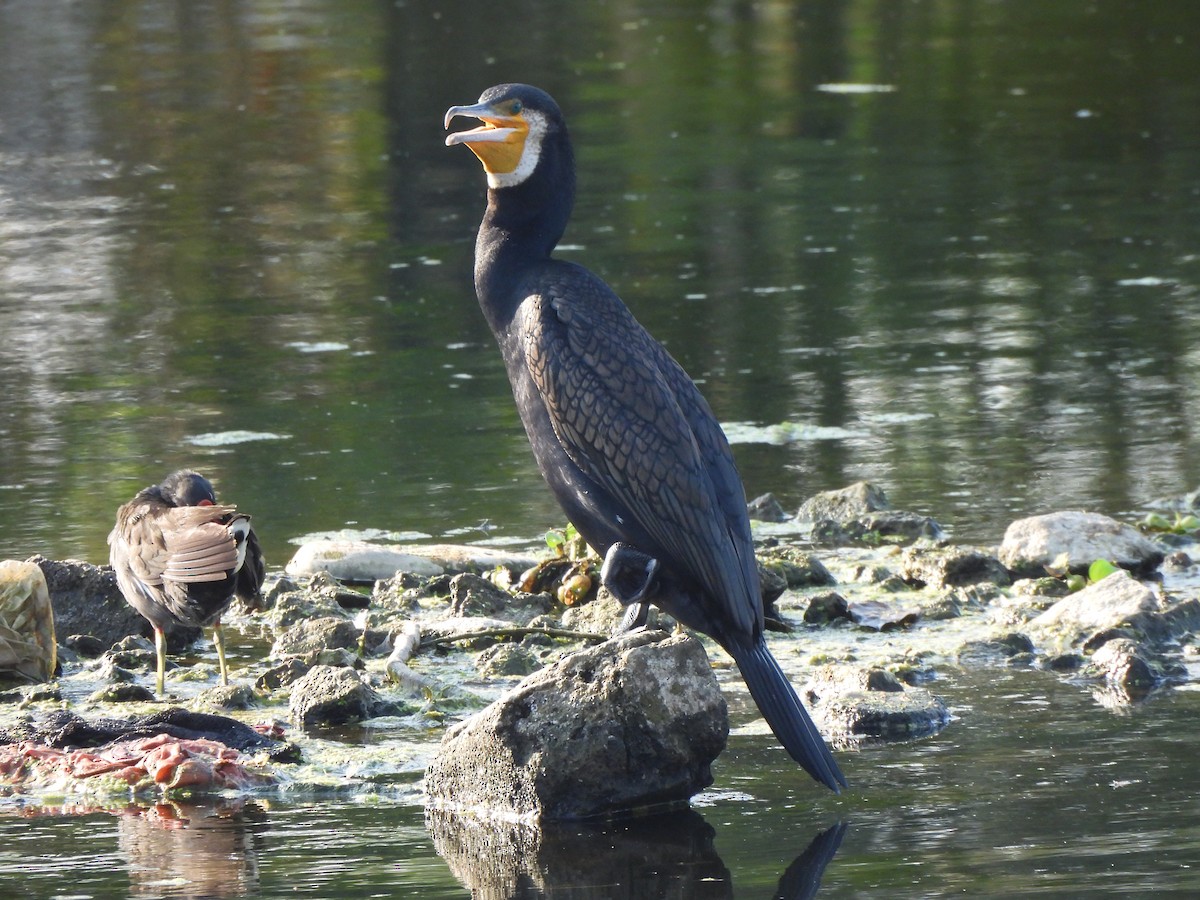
[157, 469, 218, 508]
[444, 84, 565, 190]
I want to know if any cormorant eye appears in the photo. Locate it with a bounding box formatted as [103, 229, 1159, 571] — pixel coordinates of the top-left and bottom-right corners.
[510, 100, 523, 114]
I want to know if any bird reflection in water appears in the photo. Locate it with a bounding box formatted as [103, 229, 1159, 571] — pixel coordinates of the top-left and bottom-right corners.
[116, 799, 267, 898]
[426, 807, 846, 899]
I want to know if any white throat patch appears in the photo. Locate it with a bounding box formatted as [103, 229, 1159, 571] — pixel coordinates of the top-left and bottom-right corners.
[487, 110, 548, 190]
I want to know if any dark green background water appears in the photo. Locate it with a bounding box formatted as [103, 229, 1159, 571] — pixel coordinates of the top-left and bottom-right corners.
[2, 0, 1200, 895]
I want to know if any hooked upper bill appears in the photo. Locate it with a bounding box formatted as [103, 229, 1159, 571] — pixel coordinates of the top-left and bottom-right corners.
[444, 99, 530, 177]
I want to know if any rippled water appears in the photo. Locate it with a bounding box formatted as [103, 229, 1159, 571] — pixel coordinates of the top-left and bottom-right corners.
[5, 668, 1200, 897]
[2, 0, 1200, 895]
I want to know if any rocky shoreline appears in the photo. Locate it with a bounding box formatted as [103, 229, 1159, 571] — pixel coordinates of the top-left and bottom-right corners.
[2, 482, 1199, 821]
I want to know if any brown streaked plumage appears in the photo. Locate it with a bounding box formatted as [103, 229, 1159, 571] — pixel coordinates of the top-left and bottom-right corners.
[108, 469, 264, 695]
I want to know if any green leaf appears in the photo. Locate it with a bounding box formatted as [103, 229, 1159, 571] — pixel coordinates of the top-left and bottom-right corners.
[1088, 559, 1120, 583]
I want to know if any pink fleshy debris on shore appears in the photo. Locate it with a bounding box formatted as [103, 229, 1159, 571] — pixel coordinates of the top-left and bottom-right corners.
[0, 733, 273, 794]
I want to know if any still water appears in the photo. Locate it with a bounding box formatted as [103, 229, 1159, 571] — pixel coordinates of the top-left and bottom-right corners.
[2, 0, 1200, 895]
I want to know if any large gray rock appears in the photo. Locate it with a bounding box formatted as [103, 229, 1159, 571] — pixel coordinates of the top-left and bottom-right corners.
[1026, 570, 1161, 649]
[424, 630, 728, 821]
[29, 555, 152, 649]
[998, 511, 1164, 576]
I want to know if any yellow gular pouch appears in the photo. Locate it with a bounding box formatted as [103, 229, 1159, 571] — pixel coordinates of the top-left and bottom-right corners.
[447, 115, 529, 175]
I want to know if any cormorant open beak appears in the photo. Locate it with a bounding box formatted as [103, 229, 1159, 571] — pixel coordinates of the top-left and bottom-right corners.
[444, 100, 529, 175]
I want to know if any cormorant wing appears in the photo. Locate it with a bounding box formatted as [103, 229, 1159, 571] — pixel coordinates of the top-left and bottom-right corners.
[521, 263, 760, 637]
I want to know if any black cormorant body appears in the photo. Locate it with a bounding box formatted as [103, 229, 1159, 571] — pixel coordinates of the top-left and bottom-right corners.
[446, 84, 845, 791]
[108, 469, 265, 695]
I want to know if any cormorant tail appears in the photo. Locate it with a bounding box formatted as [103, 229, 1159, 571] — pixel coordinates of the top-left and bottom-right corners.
[730, 638, 847, 792]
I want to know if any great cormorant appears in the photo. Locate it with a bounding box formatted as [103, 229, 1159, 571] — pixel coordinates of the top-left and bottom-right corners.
[445, 84, 845, 792]
[108, 469, 265, 695]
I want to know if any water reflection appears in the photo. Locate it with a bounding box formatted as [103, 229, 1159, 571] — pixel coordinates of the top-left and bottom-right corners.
[2, 798, 267, 898]
[117, 799, 267, 898]
[426, 807, 845, 899]
[1, 0, 1199, 566]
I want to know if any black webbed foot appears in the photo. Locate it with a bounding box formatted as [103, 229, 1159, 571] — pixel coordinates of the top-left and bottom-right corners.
[615, 600, 650, 635]
[600, 542, 659, 605]
[601, 542, 661, 634]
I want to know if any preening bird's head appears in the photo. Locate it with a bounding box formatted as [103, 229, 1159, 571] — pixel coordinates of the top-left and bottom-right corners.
[158, 470, 218, 508]
[444, 84, 564, 189]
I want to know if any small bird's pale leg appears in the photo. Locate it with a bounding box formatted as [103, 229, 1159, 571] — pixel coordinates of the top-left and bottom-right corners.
[213, 619, 229, 687]
[154, 626, 167, 696]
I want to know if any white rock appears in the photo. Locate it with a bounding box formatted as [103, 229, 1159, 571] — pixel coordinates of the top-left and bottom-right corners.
[285, 540, 444, 581]
[998, 511, 1163, 574]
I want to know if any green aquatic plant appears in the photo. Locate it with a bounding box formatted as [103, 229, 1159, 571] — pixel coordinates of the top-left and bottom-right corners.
[1062, 557, 1121, 593]
[544, 523, 587, 560]
[1140, 512, 1200, 535]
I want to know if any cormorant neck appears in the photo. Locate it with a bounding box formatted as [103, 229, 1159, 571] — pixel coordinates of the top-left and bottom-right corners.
[473, 136, 575, 331]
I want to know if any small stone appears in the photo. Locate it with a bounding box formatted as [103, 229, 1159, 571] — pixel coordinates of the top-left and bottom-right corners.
[1012, 577, 1072, 598]
[271, 616, 361, 659]
[803, 591, 851, 625]
[269, 585, 352, 631]
[559, 593, 629, 634]
[796, 482, 890, 523]
[289, 665, 380, 729]
[256, 658, 312, 692]
[747, 492, 789, 522]
[1043, 653, 1085, 672]
[757, 563, 788, 606]
[197, 684, 259, 711]
[804, 664, 950, 740]
[29, 555, 145, 649]
[89, 682, 157, 703]
[476, 644, 541, 678]
[899, 547, 1011, 589]
[64, 634, 108, 658]
[1088, 638, 1159, 694]
[450, 573, 513, 618]
[1163, 550, 1193, 571]
[813, 511, 946, 547]
[957, 633, 1035, 667]
[97, 657, 144, 683]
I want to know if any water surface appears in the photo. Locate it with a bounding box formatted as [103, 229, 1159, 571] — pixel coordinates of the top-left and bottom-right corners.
[2, 0, 1200, 895]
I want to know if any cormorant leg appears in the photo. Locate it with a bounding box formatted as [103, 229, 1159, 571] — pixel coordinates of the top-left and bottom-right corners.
[616, 601, 650, 634]
[154, 626, 167, 697]
[601, 543, 659, 634]
[213, 620, 229, 687]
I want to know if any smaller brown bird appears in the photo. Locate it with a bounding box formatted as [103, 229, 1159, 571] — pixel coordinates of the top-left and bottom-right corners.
[108, 470, 265, 695]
